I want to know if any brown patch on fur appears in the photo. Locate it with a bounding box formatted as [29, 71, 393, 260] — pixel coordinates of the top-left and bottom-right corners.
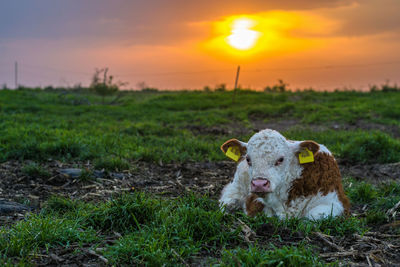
[287, 152, 350, 213]
[221, 139, 247, 161]
[246, 193, 265, 217]
[300, 140, 320, 155]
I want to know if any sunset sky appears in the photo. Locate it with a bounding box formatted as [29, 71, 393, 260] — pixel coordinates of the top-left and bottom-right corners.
[1, 0, 400, 90]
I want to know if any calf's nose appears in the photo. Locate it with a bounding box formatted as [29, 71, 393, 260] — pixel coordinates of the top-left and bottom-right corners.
[251, 178, 271, 193]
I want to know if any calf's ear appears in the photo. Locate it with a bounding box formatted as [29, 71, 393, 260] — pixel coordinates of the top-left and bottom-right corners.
[220, 139, 247, 162]
[299, 140, 320, 155]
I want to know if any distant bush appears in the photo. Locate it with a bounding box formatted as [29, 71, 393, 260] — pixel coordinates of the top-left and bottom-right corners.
[264, 79, 288, 92]
[203, 85, 211, 92]
[370, 82, 400, 92]
[141, 87, 158, 92]
[90, 68, 126, 103]
[136, 81, 158, 92]
[43, 86, 54, 91]
[215, 83, 227, 92]
[381, 84, 400, 92]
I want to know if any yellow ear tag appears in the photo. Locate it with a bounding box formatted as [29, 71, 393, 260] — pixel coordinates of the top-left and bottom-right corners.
[299, 148, 314, 164]
[225, 146, 241, 162]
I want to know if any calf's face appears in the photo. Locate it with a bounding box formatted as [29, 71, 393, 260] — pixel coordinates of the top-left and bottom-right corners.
[246, 130, 292, 193]
[221, 129, 319, 194]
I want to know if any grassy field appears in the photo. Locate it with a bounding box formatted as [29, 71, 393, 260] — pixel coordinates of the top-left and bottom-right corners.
[0, 87, 400, 265]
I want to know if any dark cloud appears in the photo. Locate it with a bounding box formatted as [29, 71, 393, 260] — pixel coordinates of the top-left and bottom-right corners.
[328, 0, 400, 37]
[0, 0, 351, 44]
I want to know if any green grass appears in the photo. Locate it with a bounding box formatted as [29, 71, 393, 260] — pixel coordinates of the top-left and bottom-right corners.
[241, 211, 367, 237]
[43, 192, 334, 265]
[340, 131, 400, 163]
[219, 245, 325, 267]
[1, 88, 400, 164]
[77, 168, 94, 182]
[94, 156, 130, 171]
[21, 162, 51, 179]
[0, 214, 98, 257]
[1, 177, 399, 265]
[41, 193, 240, 265]
[1, 88, 400, 265]
[346, 180, 400, 209]
[345, 179, 400, 224]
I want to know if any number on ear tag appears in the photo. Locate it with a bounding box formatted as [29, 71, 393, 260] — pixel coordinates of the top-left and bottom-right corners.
[299, 148, 314, 164]
[225, 146, 241, 162]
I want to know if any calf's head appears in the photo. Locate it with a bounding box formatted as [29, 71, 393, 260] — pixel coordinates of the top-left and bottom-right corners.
[221, 129, 319, 194]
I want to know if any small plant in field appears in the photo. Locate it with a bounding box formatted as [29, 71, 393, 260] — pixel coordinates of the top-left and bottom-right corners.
[84, 193, 162, 233]
[90, 68, 126, 104]
[242, 213, 366, 238]
[215, 83, 227, 91]
[136, 81, 158, 92]
[219, 245, 323, 267]
[365, 209, 387, 224]
[0, 214, 98, 257]
[346, 181, 378, 204]
[346, 179, 400, 213]
[264, 79, 289, 92]
[77, 169, 94, 182]
[21, 162, 51, 179]
[0, 254, 15, 266]
[203, 85, 212, 92]
[94, 156, 130, 171]
[315, 216, 367, 236]
[44, 196, 82, 215]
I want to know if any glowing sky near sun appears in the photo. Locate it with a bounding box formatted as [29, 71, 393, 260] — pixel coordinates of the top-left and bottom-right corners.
[1, 0, 400, 90]
[227, 18, 260, 50]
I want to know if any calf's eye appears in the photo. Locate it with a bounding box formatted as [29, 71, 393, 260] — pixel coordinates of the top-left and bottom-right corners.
[246, 155, 252, 166]
[275, 157, 284, 166]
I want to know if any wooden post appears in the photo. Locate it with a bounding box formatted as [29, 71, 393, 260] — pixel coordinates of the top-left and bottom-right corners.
[103, 67, 108, 84]
[232, 65, 240, 103]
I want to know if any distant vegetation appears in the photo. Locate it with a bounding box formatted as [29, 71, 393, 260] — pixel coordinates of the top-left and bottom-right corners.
[264, 79, 289, 92]
[88, 68, 126, 104]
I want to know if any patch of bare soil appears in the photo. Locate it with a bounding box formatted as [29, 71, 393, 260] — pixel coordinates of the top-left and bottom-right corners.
[1, 160, 399, 266]
[185, 122, 251, 137]
[333, 120, 400, 138]
[254, 222, 400, 266]
[0, 160, 236, 223]
[185, 119, 326, 138]
[185, 119, 400, 141]
[252, 119, 302, 133]
[340, 161, 400, 183]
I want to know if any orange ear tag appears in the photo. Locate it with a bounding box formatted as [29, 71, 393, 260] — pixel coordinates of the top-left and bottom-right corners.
[225, 146, 241, 162]
[299, 148, 314, 164]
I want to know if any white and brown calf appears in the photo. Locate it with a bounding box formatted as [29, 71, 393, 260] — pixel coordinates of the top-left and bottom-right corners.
[219, 129, 350, 220]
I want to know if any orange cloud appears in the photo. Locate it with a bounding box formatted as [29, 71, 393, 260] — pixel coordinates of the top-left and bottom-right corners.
[201, 11, 341, 62]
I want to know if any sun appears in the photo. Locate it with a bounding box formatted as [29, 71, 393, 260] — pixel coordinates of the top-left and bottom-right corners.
[226, 18, 260, 50]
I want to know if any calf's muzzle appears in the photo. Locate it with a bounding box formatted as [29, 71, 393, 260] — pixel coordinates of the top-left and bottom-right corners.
[251, 178, 272, 193]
